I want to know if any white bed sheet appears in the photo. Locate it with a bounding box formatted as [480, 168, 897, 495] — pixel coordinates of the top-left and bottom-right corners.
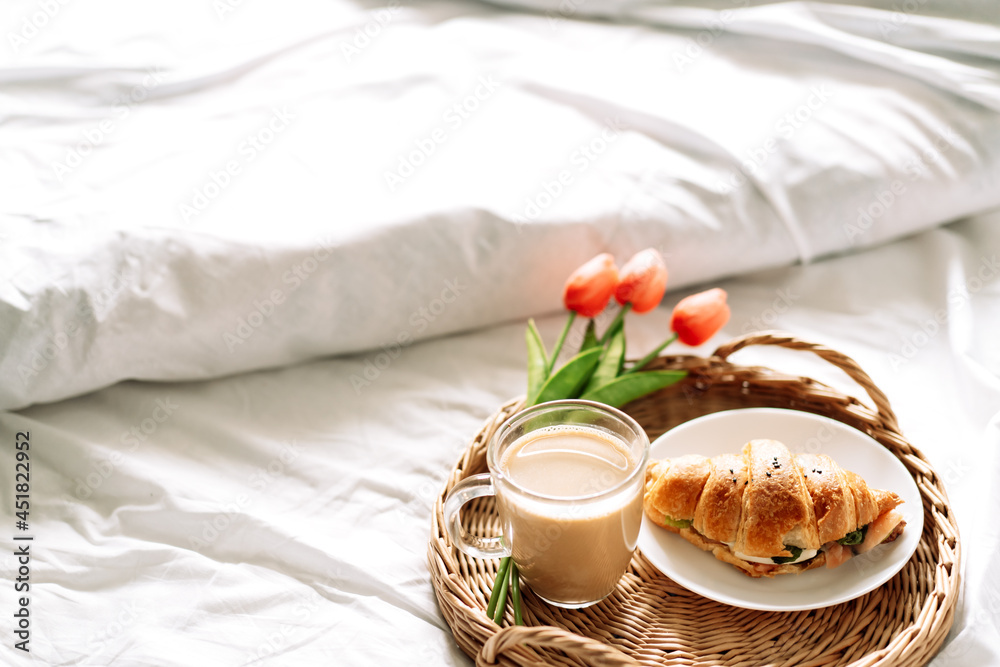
[2, 0, 1000, 665]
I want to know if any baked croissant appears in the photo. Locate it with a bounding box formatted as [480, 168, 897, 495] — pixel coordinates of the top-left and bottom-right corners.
[644, 439, 906, 577]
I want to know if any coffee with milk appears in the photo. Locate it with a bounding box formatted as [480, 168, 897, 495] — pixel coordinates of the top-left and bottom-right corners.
[497, 425, 643, 606]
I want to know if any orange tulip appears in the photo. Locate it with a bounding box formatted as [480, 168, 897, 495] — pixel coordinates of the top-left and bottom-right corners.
[563, 253, 619, 318]
[670, 288, 730, 346]
[614, 249, 668, 314]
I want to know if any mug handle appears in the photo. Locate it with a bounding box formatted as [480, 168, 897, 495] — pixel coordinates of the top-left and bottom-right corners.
[443, 473, 511, 560]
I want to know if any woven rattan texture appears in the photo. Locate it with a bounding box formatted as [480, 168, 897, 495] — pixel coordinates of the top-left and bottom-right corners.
[429, 333, 960, 667]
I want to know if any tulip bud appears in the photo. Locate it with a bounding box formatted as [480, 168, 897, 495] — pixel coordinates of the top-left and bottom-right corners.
[563, 253, 619, 318]
[614, 249, 667, 314]
[670, 288, 730, 346]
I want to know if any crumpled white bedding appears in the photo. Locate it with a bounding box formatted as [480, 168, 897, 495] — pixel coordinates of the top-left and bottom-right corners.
[2, 215, 999, 667]
[1, 0, 1000, 665]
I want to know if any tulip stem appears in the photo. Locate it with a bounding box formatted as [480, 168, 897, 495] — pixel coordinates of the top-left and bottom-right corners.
[510, 561, 524, 626]
[624, 332, 679, 374]
[486, 557, 512, 619]
[599, 303, 631, 346]
[546, 311, 576, 376]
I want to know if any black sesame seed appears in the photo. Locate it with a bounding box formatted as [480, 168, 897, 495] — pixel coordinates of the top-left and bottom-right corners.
[766, 472, 771, 477]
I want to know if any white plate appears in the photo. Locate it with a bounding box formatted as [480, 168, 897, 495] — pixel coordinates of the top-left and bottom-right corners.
[636, 407, 923, 611]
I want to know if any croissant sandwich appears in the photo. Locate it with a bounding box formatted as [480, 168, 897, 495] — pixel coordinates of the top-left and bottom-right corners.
[644, 439, 906, 577]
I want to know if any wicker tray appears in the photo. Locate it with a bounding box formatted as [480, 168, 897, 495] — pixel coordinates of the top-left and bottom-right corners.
[428, 332, 961, 667]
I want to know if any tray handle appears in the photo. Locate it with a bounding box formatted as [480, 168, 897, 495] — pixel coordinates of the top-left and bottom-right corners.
[712, 330, 900, 432]
[476, 625, 639, 667]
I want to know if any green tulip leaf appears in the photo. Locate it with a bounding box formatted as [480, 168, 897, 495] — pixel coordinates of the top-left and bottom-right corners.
[525, 319, 549, 405]
[532, 347, 603, 405]
[584, 326, 625, 394]
[580, 370, 687, 408]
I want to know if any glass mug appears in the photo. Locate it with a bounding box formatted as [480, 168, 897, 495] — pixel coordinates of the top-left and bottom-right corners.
[443, 400, 649, 608]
